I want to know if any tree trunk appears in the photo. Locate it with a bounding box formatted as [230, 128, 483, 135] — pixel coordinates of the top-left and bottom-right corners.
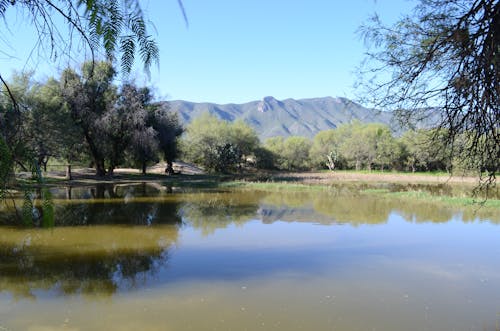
[355, 160, 361, 171]
[166, 185, 173, 193]
[95, 160, 106, 177]
[142, 161, 147, 175]
[107, 165, 114, 177]
[65, 186, 72, 200]
[94, 184, 105, 199]
[65, 164, 72, 180]
[165, 160, 174, 175]
[82, 131, 105, 177]
[326, 154, 335, 171]
[37, 156, 47, 172]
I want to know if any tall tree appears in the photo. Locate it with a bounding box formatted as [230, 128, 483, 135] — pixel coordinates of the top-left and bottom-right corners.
[120, 85, 160, 175]
[0, 73, 34, 172]
[60, 61, 116, 176]
[28, 77, 83, 173]
[359, 0, 499, 187]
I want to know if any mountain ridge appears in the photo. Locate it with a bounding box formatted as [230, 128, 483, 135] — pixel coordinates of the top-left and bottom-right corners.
[161, 96, 394, 139]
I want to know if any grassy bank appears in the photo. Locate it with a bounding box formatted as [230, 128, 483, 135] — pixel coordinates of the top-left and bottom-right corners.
[13, 167, 498, 206]
[223, 180, 500, 209]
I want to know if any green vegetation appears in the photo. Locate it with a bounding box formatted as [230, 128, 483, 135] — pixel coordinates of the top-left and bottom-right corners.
[0, 63, 182, 179]
[254, 121, 486, 175]
[176, 116, 492, 177]
[180, 113, 259, 172]
[0, 0, 181, 204]
[222, 180, 500, 209]
[359, 0, 499, 186]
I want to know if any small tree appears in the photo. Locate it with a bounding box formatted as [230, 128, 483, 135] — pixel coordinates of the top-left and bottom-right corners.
[180, 113, 259, 173]
[265, 136, 311, 170]
[310, 129, 344, 170]
[150, 105, 183, 175]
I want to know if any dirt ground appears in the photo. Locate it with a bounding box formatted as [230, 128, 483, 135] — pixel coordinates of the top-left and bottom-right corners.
[31, 161, 482, 187]
[272, 171, 479, 185]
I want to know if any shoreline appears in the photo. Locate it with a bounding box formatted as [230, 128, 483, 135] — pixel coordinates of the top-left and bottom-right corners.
[21, 168, 480, 186]
[22, 168, 482, 186]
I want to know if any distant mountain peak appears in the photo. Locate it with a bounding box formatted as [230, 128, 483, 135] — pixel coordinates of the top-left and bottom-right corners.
[262, 96, 277, 102]
[165, 96, 394, 139]
[257, 96, 282, 113]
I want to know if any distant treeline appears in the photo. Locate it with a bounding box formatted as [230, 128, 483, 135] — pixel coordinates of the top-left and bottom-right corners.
[180, 113, 488, 175]
[0, 62, 489, 178]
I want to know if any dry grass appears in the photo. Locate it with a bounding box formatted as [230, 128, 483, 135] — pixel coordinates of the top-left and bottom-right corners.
[273, 171, 478, 185]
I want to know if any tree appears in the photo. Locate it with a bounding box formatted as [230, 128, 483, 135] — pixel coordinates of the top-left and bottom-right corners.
[283, 136, 312, 170]
[180, 113, 259, 173]
[1, 0, 187, 196]
[28, 77, 83, 173]
[400, 129, 438, 172]
[0, 72, 84, 180]
[337, 121, 366, 170]
[0, 73, 36, 172]
[102, 83, 145, 175]
[265, 136, 312, 170]
[371, 124, 399, 171]
[128, 127, 159, 175]
[60, 61, 117, 176]
[227, 120, 260, 163]
[359, 0, 499, 187]
[150, 105, 183, 175]
[117, 85, 166, 175]
[310, 129, 344, 170]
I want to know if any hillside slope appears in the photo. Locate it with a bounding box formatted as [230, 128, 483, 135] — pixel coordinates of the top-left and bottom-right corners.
[163, 96, 394, 139]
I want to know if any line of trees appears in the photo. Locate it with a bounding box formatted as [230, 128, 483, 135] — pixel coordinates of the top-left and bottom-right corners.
[2, 68, 489, 179]
[0, 61, 182, 178]
[180, 114, 486, 174]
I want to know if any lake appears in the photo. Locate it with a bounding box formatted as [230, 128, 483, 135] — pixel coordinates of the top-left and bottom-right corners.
[0, 182, 499, 331]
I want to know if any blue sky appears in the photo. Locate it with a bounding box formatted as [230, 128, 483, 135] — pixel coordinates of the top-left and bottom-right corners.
[0, 0, 415, 104]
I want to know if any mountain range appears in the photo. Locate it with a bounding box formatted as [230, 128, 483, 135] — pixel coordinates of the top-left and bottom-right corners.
[162, 96, 394, 139]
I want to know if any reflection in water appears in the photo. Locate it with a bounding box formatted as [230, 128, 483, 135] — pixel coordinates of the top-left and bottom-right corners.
[0, 183, 499, 330]
[1, 183, 182, 226]
[0, 225, 179, 298]
[1, 182, 498, 228]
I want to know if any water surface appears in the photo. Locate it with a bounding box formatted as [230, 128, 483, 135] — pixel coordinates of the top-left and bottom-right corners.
[0, 183, 499, 330]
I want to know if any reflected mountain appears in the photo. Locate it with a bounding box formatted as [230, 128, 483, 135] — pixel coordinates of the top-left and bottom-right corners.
[1, 182, 497, 229]
[0, 182, 498, 299]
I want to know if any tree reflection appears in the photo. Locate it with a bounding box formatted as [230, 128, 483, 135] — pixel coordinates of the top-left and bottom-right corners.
[0, 183, 183, 298]
[0, 225, 178, 298]
[1, 183, 182, 226]
[0, 182, 498, 299]
[179, 191, 261, 235]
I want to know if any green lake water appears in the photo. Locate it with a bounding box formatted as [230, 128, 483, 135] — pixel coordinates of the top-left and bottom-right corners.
[0, 183, 499, 330]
